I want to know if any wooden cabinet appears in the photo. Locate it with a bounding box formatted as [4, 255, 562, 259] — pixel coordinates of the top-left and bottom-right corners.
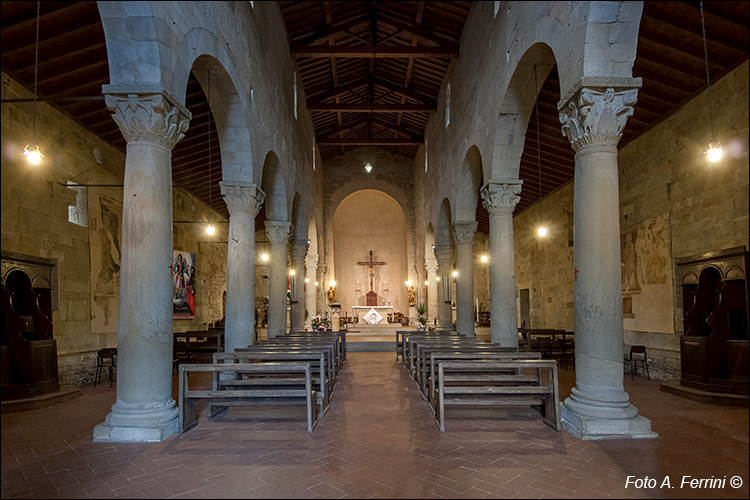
[676, 247, 749, 395]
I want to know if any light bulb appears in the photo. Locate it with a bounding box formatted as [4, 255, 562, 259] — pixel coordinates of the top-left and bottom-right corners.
[260, 253, 269, 262]
[706, 142, 723, 163]
[205, 223, 216, 236]
[480, 255, 488, 263]
[435, 276, 440, 282]
[424, 280, 429, 286]
[452, 271, 458, 277]
[304, 278, 310, 283]
[538, 226, 548, 237]
[314, 281, 319, 287]
[23, 144, 44, 165]
[405, 280, 412, 287]
[289, 269, 295, 276]
[330, 281, 336, 287]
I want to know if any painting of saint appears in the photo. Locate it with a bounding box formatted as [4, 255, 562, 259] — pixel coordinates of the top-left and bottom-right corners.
[173, 250, 196, 319]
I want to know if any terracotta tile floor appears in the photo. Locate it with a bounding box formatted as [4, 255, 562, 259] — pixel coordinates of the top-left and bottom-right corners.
[2, 352, 748, 499]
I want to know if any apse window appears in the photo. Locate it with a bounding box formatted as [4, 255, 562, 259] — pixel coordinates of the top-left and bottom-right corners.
[424, 140, 428, 173]
[445, 84, 451, 128]
[313, 143, 316, 171]
[66, 181, 88, 227]
[293, 73, 298, 120]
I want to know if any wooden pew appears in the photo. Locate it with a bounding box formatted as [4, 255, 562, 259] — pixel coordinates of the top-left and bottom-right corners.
[407, 337, 482, 379]
[257, 339, 340, 380]
[416, 345, 518, 396]
[214, 351, 330, 416]
[237, 345, 337, 392]
[426, 351, 542, 410]
[178, 362, 318, 433]
[396, 330, 458, 362]
[286, 331, 347, 364]
[435, 359, 561, 432]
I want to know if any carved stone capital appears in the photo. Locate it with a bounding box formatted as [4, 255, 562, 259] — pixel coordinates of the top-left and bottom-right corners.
[305, 253, 319, 270]
[433, 244, 453, 267]
[452, 221, 478, 246]
[265, 221, 291, 246]
[291, 239, 309, 261]
[103, 88, 191, 149]
[559, 86, 639, 152]
[424, 257, 439, 275]
[481, 181, 522, 216]
[220, 182, 264, 218]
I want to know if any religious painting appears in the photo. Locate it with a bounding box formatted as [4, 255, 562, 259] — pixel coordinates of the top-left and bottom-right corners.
[173, 250, 196, 319]
[620, 214, 674, 333]
[89, 189, 122, 334]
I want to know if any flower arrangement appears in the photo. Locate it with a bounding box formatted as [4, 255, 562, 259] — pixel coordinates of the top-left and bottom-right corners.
[310, 315, 331, 331]
[416, 303, 427, 330]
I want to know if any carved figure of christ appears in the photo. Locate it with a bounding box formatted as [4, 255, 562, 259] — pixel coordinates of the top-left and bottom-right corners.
[357, 250, 386, 292]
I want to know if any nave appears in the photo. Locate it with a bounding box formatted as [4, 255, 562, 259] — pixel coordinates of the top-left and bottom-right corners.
[2, 352, 747, 499]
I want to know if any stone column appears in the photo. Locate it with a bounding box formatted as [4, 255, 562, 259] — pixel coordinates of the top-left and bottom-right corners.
[265, 221, 291, 339]
[481, 180, 522, 347]
[425, 257, 439, 325]
[94, 87, 190, 442]
[289, 239, 308, 331]
[453, 221, 478, 336]
[221, 183, 264, 351]
[558, 82, 655, 439]
[304, 252, 319, 328]
[433, 245, 454, 330]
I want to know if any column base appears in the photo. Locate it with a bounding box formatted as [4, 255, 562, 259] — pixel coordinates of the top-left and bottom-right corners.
[560, 397, 657, 440]
[93, 399, 179, 443]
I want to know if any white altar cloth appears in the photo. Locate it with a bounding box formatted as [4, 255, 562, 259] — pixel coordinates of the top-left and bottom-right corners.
[352, 305, 393, 325]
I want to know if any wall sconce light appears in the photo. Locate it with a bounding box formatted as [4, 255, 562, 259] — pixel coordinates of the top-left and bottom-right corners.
[304, 277, 310, 283]
[480, 255, 488, 263]
[435, 276, 441, 282]
[314, 281, 319, 287]
[288, 269, 295, 276]
[424, 280, 429, 286]
[452, 271, 458, 278]
[260, 252, 269, 262]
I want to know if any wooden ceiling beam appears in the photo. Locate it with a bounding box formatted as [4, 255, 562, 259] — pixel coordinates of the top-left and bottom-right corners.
[316, 137, 424, 145]
[291, 14, 371, 46]
[307, 102, 435, 112]
[291, 45, 458, 59]
[377, 14, 456, 48]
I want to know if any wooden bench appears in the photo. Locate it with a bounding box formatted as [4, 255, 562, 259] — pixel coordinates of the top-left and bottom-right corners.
[260, 338, 342, 375]
[413, 339, 501, 386]
[426, 351, 542, 410]
[407, 337, 482, 379]
[286, 331, 347, 364]
[416, 345, 519, 396]
[178, 362, 318, 433]
[396, 330, 458, 361]
[214, 351, 331, 416]
[237, 345, 337, 391]
[435, 359, 560, 432]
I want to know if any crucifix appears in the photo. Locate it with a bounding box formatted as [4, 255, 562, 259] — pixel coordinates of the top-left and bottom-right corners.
[357, 250, 386, 306]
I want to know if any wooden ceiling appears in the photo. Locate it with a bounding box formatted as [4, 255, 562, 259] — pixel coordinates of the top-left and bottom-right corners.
[2, 1, 748, 231]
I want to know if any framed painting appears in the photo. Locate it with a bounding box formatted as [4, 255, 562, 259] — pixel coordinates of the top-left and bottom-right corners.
[173, 250, 196, 319]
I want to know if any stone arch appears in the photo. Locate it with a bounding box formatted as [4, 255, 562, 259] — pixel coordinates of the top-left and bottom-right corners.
[425, 223, 436, 257]
[436, 198, 453, 248]
[189, 54, 253, 186]
[260, 151, 287, 222]
[491, 43, 556, 180]
[290, 192, 306, 240]
[455, 145, 483, 222]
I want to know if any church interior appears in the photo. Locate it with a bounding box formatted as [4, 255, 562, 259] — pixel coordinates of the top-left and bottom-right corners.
[1, 1, 748, 498]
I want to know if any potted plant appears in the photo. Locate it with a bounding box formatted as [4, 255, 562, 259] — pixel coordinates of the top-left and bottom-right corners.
[310, 315, 331, 332]
[416, 303, 427, 330]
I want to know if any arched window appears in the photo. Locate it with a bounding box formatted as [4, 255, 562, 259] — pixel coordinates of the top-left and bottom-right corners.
[293, 73, 298, 120]
[313, 143, 317, 171]
[424, 140, 428, 173]
[494, 2, 500, 16]
[445, 84, 451, 128]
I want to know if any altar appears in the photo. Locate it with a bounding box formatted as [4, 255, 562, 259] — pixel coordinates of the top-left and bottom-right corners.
[352, 306, 393, 325]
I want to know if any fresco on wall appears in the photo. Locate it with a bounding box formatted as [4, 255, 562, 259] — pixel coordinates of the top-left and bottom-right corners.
[173, 250, 196, 319]
[90, 190, 122, 334]
[621, 214, 674, 333]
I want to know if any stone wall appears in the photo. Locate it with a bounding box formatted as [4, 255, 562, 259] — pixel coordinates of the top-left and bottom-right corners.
[511, 61, 749, 380]
[1, 72, 229, 385]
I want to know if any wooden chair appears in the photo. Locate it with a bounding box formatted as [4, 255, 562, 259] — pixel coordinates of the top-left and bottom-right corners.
[628, 345, 650, 380]
[94, 348, 117, 386]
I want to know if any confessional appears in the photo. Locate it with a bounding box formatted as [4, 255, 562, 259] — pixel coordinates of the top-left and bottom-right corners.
[1, 251, 60, 400]
[677, 247, 749, 395]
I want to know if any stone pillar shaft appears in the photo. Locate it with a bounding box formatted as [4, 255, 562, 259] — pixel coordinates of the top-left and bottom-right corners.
[425, 258, 439, 325]
[453, 222, 477, 336]
[481, 181, 522, 347]
[222, 183, 263, 351]
[558, 82, 655, 439]
[290, 240, 308, 331]
[94, 87, 190, 442]
[266, 221, 291, 339]
[305, 253, 319, 328]
[433, 245, 454, 330]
